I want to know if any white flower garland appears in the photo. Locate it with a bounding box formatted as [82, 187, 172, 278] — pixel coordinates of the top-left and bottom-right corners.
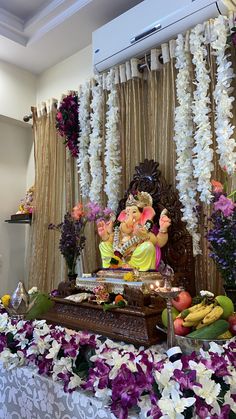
[88, 76, 104, 204]
[104, 69, 122, 211]
[211, 16, 236, 175]
[190, 24, 213, 204]
[174, 34, 201, 256]
[77, 82, 91, 198]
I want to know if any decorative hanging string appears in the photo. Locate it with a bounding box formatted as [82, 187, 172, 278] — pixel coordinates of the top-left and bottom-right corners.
[174, 33, 201, 256]
[77, 82, 91, 198]
[190, 23, 213, 204]
[211, 16, 236, 175]
[104, 69, 122, 211]
[88, 76, 104, 204]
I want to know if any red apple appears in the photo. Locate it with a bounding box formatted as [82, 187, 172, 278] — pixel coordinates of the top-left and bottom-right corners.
[228, 314, 236, 336]
[172, 291, 192, 312]
[174, 318, 191, 336]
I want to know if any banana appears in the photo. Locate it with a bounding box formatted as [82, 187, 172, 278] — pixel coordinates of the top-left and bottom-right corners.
[184, 304, 214, 323]
[187, 301, 205, 313]
[202, 306, 224, 325]
[183, 320, 199, 328]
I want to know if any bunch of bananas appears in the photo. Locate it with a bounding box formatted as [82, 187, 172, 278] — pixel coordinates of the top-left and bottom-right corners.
[180, 302, 224, 329]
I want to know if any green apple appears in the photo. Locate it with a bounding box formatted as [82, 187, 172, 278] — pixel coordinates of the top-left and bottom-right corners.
[215, 295, 234, 320]
[161, 307, 179, 328]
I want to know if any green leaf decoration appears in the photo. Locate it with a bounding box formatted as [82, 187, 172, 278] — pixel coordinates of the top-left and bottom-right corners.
[25, 294, 54, 320]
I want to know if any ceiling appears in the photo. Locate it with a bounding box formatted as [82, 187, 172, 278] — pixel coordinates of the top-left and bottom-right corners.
[0, 0, 142, 74]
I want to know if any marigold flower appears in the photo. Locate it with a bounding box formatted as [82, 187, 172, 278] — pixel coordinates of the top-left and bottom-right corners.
[1, 294, 11, 307]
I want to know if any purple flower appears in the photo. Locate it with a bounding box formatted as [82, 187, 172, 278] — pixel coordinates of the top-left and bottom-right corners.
[211, 404, 231, 419]
[36, 357, 53, 375]
[202, 353, 230, 377]
[62, 337, 79, 358]
[50, 289, 60, 297]
[173, 369, 200, 390]
[0, 334, 7, 352]
[195, 396, 211, 418]
[56, 93, 79, 158]
[86, 202, 102, 221]
[214, 195, 235, 217]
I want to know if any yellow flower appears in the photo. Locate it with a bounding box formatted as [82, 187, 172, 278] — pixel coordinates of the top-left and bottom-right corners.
[123, 272, 134, 282]
[1, 294, 11, 307]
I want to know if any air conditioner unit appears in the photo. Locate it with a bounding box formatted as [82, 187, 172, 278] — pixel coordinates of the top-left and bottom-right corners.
[93, 0, 230, 73]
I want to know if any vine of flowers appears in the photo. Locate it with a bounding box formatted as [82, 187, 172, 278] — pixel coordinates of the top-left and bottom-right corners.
[211, 16, 236, 175]
[56, 92, 79, 157]
[88, 76, 104, 204]
[77, 82, 91, 198]
[174, 34, 201, 256]
[190, 24, 214, 204]
[104, 69, 122, 212]
[0, 309, 236, 419]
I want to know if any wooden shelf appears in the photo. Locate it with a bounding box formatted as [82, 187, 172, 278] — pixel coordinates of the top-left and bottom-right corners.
[5, 214, 32, 224]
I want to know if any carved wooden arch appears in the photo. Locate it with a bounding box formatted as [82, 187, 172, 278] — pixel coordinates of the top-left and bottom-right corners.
[117, 159, 196, 296]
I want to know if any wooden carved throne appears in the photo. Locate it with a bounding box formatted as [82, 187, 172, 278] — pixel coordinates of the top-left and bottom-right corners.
[117, 159, 196, 296]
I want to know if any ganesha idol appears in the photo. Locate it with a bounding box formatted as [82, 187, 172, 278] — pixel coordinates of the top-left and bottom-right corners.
[97, 191, 171, 271]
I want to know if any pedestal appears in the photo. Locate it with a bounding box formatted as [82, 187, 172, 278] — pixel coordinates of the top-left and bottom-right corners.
[42, 297, 166, 347]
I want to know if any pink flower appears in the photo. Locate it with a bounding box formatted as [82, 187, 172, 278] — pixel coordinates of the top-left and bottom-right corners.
[214, 195, 235, 217]
[57, 111, 63, 121]
[212, 180, 224, 193]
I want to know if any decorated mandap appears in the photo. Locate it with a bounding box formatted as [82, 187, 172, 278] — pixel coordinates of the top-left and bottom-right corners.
[2, 12, 236, 419]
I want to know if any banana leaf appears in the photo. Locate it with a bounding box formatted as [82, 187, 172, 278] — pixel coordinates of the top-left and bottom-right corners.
[25, 293, 54, 320]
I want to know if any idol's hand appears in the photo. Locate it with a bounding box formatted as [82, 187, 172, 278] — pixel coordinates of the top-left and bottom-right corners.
[159, 209, 171, 231]
[134, 225, 149, 240]
[97, 220, 113, 240]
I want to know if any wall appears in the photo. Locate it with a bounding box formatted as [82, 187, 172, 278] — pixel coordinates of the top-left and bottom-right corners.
[0, 60, 36, 122]
[36, 44, 93, 103]
[0, 116, 34, 295]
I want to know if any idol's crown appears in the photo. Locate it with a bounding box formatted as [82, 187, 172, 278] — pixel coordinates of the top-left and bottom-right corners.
[126, 191, 153, 208]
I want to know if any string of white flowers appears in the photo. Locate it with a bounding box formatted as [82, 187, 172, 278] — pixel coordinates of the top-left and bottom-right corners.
[190, 23, 213, 204]
[77, 82, 91, 198]
[211, 16, 236, 175]
[88, 76, 104, 204]
[104, 69, 122, 211]
[174, 34, 201, 256]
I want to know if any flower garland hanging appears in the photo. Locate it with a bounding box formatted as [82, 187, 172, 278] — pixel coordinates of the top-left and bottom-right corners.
[77, 82, 91, 198]
[190, 23, 214, 204]
[56, 92, 79, 157]
[174, 34, 201, 256]
[88, 76, 104, 204]
[211, 16, 236, 175]
[104, 69, 122, 211]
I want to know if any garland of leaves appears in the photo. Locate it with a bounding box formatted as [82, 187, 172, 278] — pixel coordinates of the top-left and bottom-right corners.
[88, 76, 104, 204]
[56, 92, 79, 157]
[104, 69, 122, 211]
[211, 16, 236, 175]
[77, 82, 91, 198]
[190, 24, 213, 204]
[174, 34, 201, 256]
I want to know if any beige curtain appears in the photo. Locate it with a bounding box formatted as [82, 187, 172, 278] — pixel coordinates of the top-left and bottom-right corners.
[28, 102, 76, 292]
[115, 33, 236, 295]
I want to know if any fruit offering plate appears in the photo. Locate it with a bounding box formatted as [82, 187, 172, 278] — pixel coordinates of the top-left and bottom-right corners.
[175, 334, 230, 355]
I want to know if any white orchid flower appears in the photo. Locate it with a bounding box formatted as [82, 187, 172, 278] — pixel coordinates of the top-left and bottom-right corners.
[46, 340, 61, 359]
[193, 376, 221, 405]
[67, 373, 82, 390]
[154, 360, 182, 389]
[52, 357, 73, 381]
[158, 387, 195, 419]
[28, 286, 38, 295]
[0, 313, 9, 332]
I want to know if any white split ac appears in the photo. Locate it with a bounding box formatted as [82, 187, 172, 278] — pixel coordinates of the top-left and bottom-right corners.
[93, 0, 231, 73]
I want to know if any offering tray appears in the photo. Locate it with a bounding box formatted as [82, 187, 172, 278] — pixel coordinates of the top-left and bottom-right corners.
[96, 269, 163, 281]
[76, 274, 162, 295]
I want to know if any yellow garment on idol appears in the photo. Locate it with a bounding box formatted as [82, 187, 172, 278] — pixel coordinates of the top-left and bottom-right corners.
[99, 241, 156, 271]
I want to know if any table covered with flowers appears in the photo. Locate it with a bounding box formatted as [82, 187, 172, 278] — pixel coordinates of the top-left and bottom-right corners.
[0, 309, 235, 419]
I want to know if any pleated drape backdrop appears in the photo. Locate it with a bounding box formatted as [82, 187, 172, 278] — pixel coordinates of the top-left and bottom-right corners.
[27, 101, 77, 292]
[29, 15, 236, 294]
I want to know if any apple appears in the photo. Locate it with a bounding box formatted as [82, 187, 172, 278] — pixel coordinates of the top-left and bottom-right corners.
[174, 317, 191, 336]
[228, 314, 236, 336]
[172, 291, 192, 312]
[161, 307, 179, 328]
